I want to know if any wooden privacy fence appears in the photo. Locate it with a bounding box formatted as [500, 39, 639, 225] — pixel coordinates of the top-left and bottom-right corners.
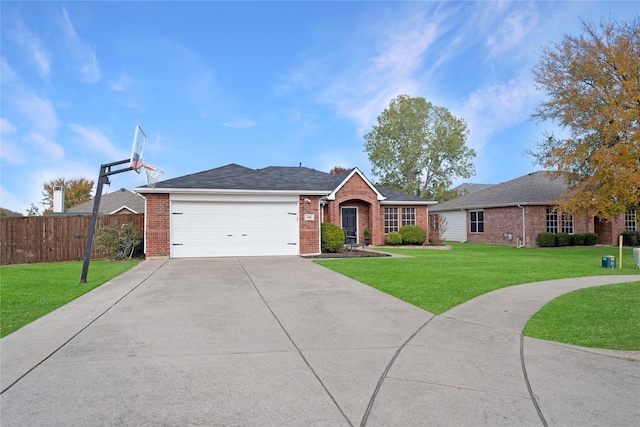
[0, 214, 144, 265]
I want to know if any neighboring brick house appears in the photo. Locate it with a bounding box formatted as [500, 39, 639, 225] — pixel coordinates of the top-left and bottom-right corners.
[134, 164, 435, 258]
[62, 188, 145, 215]
[430, 171, 637, 247]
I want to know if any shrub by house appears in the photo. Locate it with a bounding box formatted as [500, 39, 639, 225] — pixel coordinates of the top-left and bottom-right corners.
[399, 225, 427, 245]
[321, 222, 346, 253]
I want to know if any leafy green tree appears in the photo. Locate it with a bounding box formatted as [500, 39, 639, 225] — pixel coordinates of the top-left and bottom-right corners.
[530, 18, 640, 219]
[26, 204, 41, 216]
[0, 207, 23, 217]
[41, 177, 94, 214]
[364, 94, 475, 200]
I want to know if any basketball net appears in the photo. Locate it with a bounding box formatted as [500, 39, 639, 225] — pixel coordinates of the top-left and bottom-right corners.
[141, 163, 164, 188]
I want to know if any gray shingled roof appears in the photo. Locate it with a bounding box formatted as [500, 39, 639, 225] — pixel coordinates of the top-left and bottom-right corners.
[150, 164, 344, 191]
[139, 163, 433, 203]
[454, 183, 496, 194]
[64, 188, 145, 214]
[430, 171, 567, 212]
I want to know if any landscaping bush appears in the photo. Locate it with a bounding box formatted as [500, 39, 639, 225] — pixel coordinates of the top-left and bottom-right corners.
[321, 222, 346, 253]
[95, 223, 143, 260]
[399, 225, 426, 245]
[570, 233, 586, 246]
[584, 233, 598, 246]
[385, 231, 403, 245]
[537, 232, 556, 247]
[556, 233, 571, 247]
[620, 231, 640, 246]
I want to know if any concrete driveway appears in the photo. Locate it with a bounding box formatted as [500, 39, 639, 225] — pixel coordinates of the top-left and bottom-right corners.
[1, 257, 638, 426]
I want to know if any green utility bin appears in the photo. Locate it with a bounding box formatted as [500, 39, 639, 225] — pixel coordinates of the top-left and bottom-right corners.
[601, 256, 616, 268]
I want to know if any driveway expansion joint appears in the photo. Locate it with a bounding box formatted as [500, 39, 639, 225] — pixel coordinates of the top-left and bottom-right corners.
[359, 316, 435, 427]
[521, 334, 549, 427]
[0, 258, 167, 395]
[237, 259, 354, 427]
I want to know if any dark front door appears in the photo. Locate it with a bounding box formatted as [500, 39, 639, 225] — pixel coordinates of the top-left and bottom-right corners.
[342, 208, 357, 243]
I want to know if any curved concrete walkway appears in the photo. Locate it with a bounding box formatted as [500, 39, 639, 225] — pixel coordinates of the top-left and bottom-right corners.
[1, 258, 638, 426]
[366, 275, 640, 426]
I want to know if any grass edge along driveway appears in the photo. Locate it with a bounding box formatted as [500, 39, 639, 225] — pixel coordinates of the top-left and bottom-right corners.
[315, 243, 639, 350]
[0, 260, 140, 338]
[524, 281, 640, 351]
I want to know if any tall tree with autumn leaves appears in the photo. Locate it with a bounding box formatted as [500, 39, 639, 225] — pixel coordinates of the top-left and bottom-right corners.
[41, 177, 94, 214]
[531, 18, 639, 220]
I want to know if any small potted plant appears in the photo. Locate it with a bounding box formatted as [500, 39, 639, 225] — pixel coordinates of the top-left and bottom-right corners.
[363, 228, 371, 246]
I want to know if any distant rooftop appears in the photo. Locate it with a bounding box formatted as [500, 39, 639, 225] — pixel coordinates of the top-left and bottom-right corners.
[453, 183, 496, 195]
[431, 171, 567, 212]
[63, 188, 145, 214]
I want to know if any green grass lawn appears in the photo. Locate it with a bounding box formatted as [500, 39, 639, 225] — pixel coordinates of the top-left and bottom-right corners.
[0, 260, 140, 338]
[524, 281, 640, 350]
[315, 243, 639, 349]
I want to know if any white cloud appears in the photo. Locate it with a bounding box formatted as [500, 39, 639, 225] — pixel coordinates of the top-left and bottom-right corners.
[484, 9, 539, 59]
[275, 58, 326, 96]
[14, 94, 58, 135]
[1, 57, 17, 82]
[26, 132, 64, 160]
[453, 71, 541, 152]
[222, 119, 256, 129]
[68, 124, 128, 160]
[110, 71, 134, 92]
[0, 140, 25, 164]
[319, 8, 445, 134]
[9, 18, 51, 81]
[1, 118, 17, 134]
[59, 7, 101, 83]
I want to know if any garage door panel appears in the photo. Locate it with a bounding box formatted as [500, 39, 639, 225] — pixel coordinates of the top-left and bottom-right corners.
[171, 201, 299, 257]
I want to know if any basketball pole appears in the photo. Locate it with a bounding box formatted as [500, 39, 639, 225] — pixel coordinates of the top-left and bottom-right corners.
[80, 159, 133, 284]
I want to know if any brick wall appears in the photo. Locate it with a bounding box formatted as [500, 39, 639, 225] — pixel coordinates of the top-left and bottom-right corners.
[299, 195, 320, 255]
[375, 205, 429, 245]
[466, 205, 594, 247]
[142, 172, 434, 257]
[595, 214, 629, 245]
[144, 193, 170, 257]
[326, 173, 382, 245]
[416, 206, 429, 239]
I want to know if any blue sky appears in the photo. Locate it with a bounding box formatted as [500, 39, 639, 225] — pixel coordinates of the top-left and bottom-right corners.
[1, 1, 637, 213]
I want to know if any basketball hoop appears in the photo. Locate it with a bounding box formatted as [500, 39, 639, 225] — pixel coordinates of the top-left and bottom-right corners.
[141, 163, 164, 188]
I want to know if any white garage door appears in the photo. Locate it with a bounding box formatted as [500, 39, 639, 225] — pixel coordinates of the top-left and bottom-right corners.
[171, 200, 299, 257]
[440, 210, 467, 242]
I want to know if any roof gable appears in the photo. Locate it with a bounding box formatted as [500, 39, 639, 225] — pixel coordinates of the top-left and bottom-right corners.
[326, 168, 385, 201]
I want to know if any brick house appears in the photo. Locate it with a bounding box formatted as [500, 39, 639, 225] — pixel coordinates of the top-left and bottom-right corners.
[430, 171, 638, 247]
[134, 164, 435, 258]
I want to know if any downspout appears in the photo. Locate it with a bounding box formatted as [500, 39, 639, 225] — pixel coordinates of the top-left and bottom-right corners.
[141, 193, 148, 256]
[517, 204, 526, 248]
[317, 198, 327, 256]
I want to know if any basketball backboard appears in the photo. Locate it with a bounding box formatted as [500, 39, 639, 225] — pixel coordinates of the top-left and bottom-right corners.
[130, 125, 147, 173]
